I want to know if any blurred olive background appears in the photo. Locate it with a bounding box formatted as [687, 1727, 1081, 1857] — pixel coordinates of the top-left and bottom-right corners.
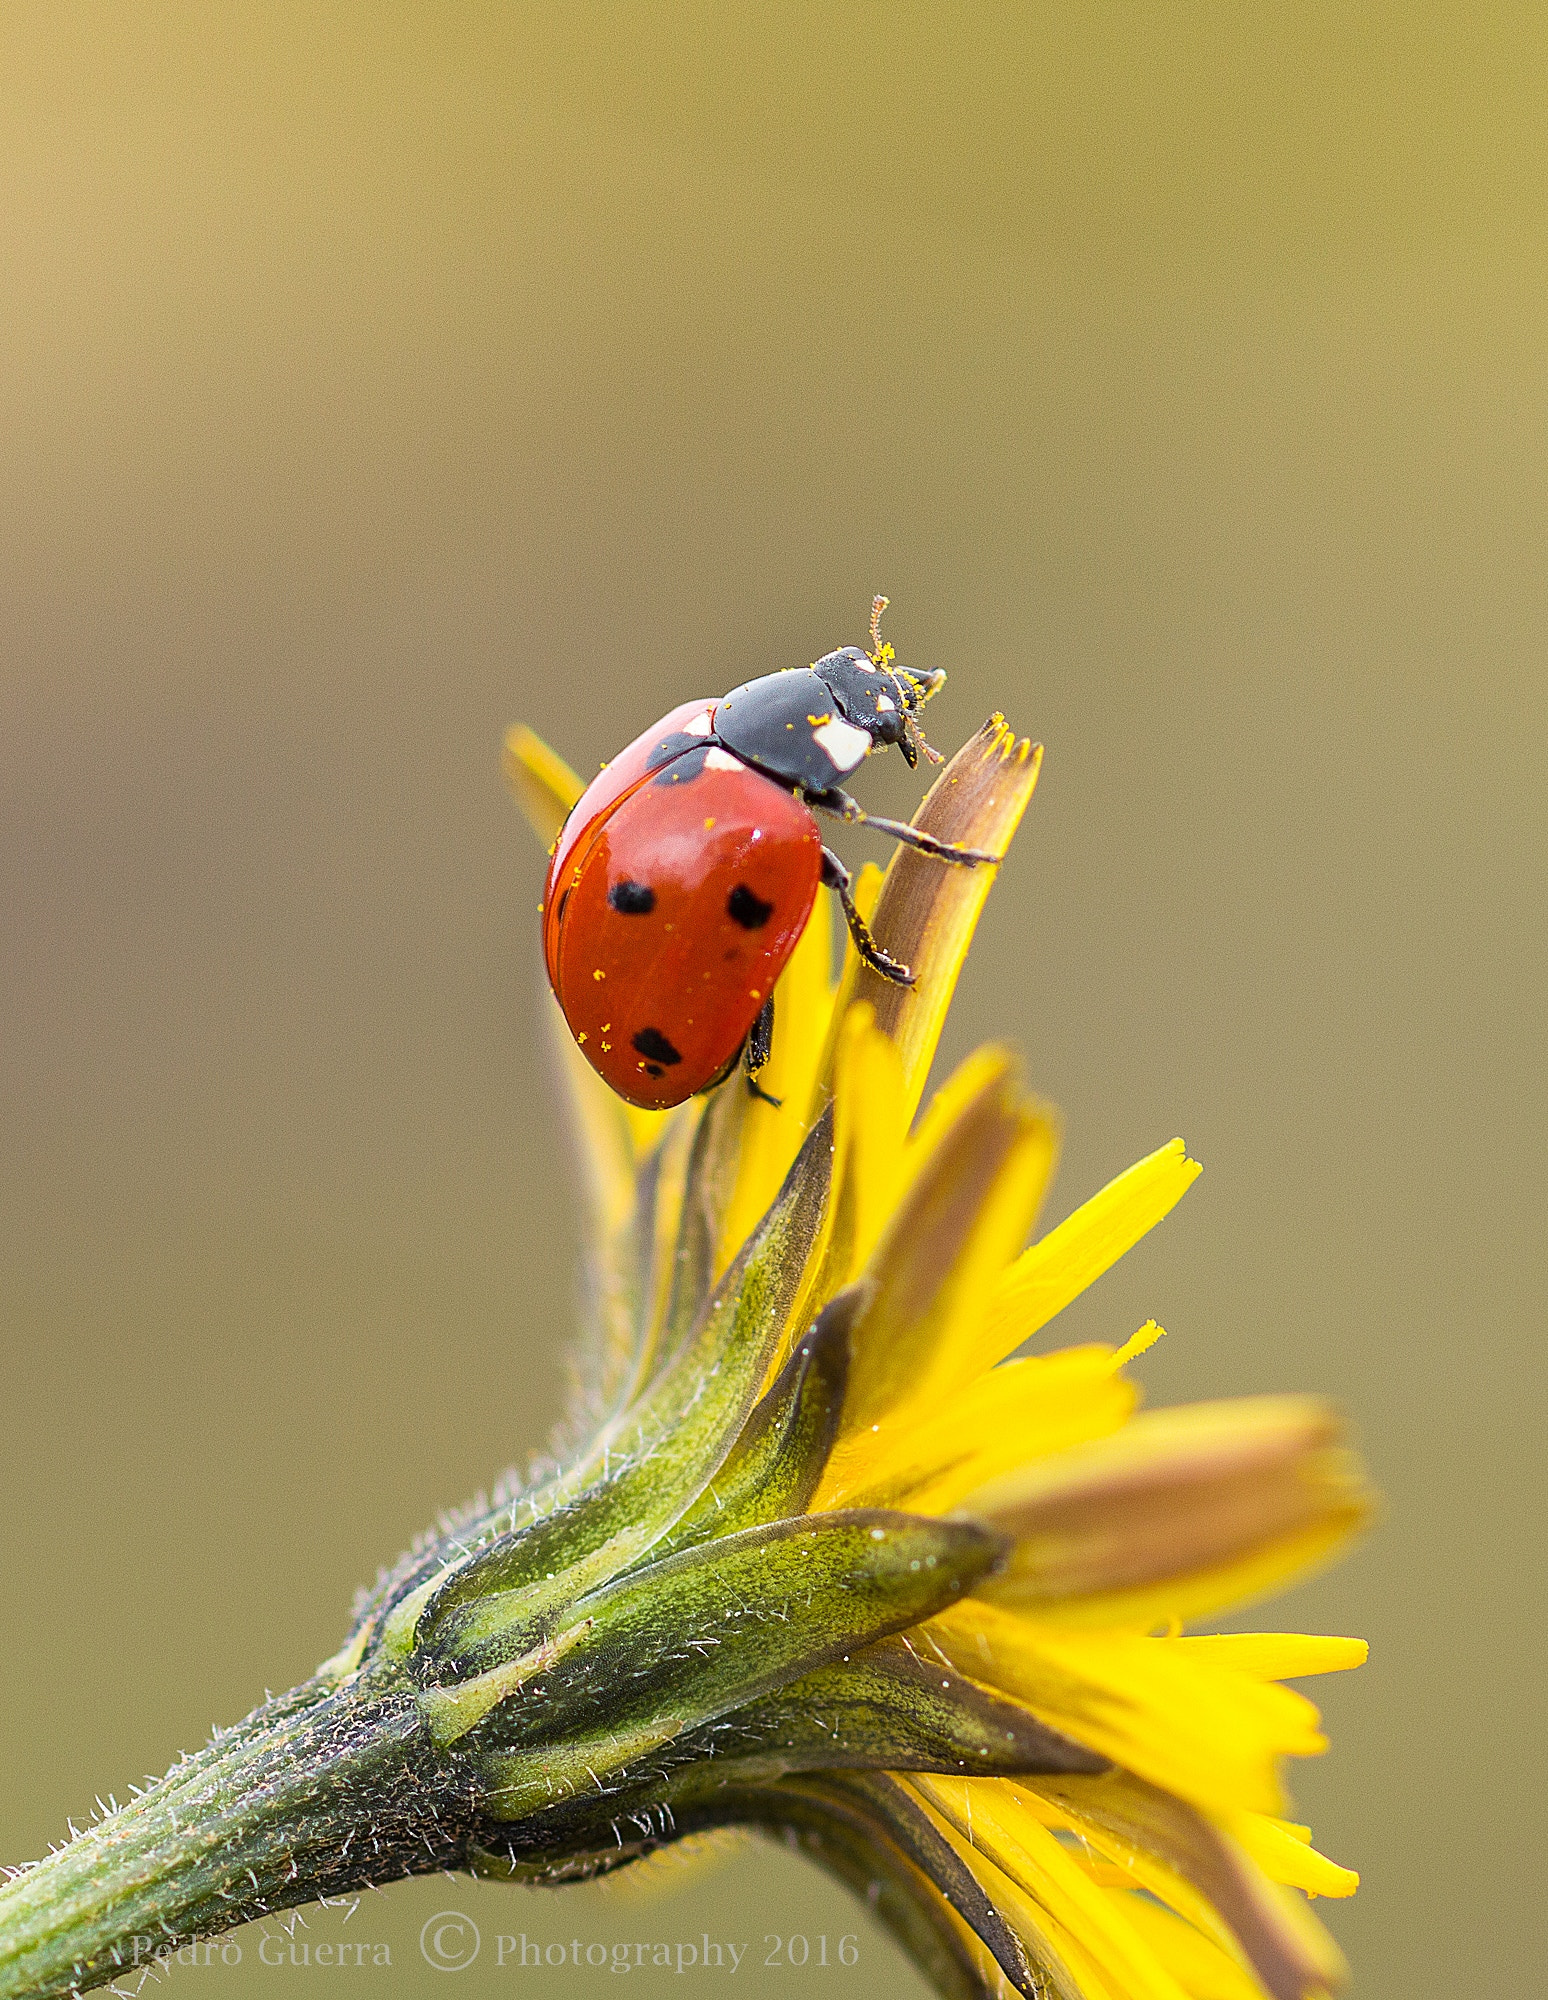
[3, 7, 1543, 1997]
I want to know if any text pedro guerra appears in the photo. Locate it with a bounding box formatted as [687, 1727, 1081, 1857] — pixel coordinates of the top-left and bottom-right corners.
[124, 1919, 859, 1974]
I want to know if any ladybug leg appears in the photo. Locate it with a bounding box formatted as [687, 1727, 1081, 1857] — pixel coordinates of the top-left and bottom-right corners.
[809, 787, 1001, 866]
[820, 847, 916, 987]
[743, 997, 783, 1107]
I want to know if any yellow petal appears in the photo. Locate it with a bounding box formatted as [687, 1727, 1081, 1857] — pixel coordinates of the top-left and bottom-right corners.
[814, 1345, 1136, 1513]
[715, 891, 836, 1270]
[922, 1848, 1090, 2000]
[910, 1777, 1196, 2000]
[1027, 1769, 1350, 1999]
[620, 1100, 673, 1158]
[962, 1396, 1374, 1629]
[606, 1071, 763, 1394]
[1114, 1895, 1272, 2000]
[1003, 1779, 1268, 1989]
[502, 723, 583, 844]
[900, 1041, 1048, 1185]
[837, 1052, 1058, 1434]
[925, 1601, 1328, 1817]
[1228, 1814, 1359, 1900]
[848, 857, 886, 927]
[1159, 1635, 1369, 1682]
[1111, 1319, 1167, 1367]
[832, 1002, 910, 1287]
[756, 1005, 902, 1387]
[978, 1139, 1202, 1370]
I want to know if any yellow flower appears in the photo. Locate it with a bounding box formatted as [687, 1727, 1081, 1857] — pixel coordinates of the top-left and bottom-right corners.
[503, 715, 1372, 2000]
[0, 708, 1370, 2000]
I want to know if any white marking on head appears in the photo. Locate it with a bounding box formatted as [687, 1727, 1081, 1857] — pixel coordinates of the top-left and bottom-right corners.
[875, 692, 896, 712]
[812, 716, 872, 773]
[683, 711, 714, 736]
[704, 746, 745, 773]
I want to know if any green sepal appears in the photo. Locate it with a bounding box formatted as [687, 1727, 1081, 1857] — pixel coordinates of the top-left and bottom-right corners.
[470, 1510, 1005, 1811]
[465, 1635, 1102, 1861]
[645, 1282, 863, 1565]
[406, 1111, 833, 1673]
[669, 1635, 1108, 1782]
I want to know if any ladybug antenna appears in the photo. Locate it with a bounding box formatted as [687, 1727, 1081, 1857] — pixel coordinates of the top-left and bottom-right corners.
[906, 708, 946, 765]
[871, 596, 945, 763]
[869, 594, 891, 661]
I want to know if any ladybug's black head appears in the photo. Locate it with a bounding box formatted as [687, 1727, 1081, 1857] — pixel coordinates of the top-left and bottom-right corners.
[811, 645, 947, 770]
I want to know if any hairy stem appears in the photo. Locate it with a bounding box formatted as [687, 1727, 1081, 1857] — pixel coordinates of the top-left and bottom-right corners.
[0, 1673, 464, 2000]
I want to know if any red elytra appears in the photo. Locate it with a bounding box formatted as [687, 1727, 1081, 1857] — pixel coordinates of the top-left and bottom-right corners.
[542, 699, 713, 993]
[543, 714, 822, 1110]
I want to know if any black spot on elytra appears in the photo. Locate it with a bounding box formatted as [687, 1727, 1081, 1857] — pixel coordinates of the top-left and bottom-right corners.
[644, 1063, 664, 1077]
[632, 1027, 682, 1066]
[608, 879, 656, 915]
[727, 883, 774, 929]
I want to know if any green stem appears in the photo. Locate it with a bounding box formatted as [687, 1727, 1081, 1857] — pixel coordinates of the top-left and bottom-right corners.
[0, 1675, 454, 2000]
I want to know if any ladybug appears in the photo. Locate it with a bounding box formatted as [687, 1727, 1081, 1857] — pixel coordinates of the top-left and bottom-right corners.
[542, 599, 994, 1110]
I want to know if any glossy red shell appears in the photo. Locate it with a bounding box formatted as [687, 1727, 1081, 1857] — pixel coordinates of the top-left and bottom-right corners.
[545, 753, 822, 1110]
[543, 699, 716, 990]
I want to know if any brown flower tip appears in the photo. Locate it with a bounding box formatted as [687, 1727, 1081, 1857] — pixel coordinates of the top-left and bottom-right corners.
[829, 714, 1043, 1121]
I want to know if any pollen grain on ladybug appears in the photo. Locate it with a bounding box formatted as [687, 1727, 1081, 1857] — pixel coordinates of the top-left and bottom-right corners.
[0, 615, 1370, 2000]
